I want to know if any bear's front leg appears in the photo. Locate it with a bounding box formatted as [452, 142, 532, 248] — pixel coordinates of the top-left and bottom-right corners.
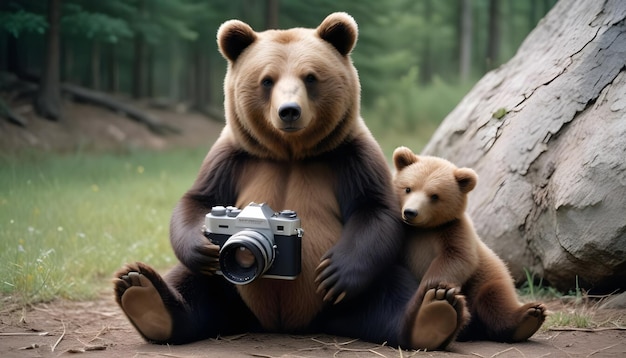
[114, 262, 257, 344]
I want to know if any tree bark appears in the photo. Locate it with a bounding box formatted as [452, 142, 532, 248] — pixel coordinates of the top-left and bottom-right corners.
[34, 0, 62, 120]
[422, 0, 626, 293]
[265, 0, 279, 29]
[91, 41, 101, 90]
[132, 34, 145, 99]
[107, 43, 119, 93]
[459, 0, 473, 81]
[419, 0, 434, 84]
[132, 0, 146, 100]
[485, 0, 501, 70]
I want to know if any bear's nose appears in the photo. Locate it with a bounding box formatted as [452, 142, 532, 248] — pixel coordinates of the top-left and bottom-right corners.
[278, 102, 301, 123]
[403, 209, 418, 220]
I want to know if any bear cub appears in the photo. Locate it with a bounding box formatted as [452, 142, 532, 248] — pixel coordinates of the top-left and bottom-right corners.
[392, 146, 547, 342]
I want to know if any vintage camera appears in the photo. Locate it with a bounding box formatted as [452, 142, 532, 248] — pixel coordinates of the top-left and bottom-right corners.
[203, 202, 303, 285]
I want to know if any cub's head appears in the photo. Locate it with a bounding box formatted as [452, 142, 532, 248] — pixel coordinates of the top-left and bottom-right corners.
[217, 12, 361, 160]
[392, 146, 477, 228]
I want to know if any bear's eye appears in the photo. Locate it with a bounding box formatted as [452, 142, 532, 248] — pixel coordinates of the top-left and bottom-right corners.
[261, 77, 274, 88]
[304, 74, 317, 84]
[430, 194, 439, 202]
[405, 188, 411, 194]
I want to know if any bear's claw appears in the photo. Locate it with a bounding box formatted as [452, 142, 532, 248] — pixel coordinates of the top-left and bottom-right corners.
[314, 258, 347, 304]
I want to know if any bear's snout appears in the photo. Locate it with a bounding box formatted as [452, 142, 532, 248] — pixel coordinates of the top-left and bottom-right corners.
[403, 208, 418, 221]
[278, 102, 302, 123]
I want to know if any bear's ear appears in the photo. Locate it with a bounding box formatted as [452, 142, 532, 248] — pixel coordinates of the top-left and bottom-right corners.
[317, 12, 358, 57]
[393, 146, 418, 171]
[454, 168, 478, 194]
[217, 20, 257, 62]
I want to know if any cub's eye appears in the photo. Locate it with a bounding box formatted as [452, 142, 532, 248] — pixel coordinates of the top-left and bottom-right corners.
[430, 194, 439, 202]
[261, 77, 274, 88]
[304, 74, 317, 84]
[405, 188, 411, 194]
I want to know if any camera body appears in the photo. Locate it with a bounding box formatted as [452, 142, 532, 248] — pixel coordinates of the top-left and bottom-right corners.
[203, 202, 303, 285]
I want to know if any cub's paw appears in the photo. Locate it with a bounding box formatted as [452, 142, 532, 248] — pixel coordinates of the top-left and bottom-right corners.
[511, 302, 547, 342]
[113, 262, 176, 343]
[408, 285, 469, 351]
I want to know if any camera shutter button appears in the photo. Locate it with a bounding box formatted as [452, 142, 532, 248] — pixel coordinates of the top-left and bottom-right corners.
[279, 210, 297, 218]
[211, 206, 226, 216]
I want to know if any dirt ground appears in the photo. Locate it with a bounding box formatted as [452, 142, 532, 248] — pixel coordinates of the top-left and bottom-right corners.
[0, 294, 625, 357]
[1, 98, 625, 357]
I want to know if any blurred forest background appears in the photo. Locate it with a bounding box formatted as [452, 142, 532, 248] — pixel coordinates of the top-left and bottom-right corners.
[1, 0, 557, 148]
[1, 0, 565, 304]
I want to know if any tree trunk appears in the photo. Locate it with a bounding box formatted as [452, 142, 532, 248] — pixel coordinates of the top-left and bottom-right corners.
[265, 0, 279, 29]
[459, 0, 473, 81]
[6, 34, 20, 76]
[132, 34, 145, 99]
[169, 40, 181, 102]
[485, 0, 501, 70]
[91, 41, 100, 90]
[34, 0, 62, 120]
[419, 0, 433, 84]
[132, 0, 146, 99]
[146, 44, 154, 98]
[107, 43, 119, 93]
[422, 0, 626, 293]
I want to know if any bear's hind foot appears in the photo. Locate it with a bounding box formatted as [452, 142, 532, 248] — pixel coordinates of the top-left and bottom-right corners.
[511, 303, 547, 342]
[407, 285, 469, 350]
[113, 262, 176, 343]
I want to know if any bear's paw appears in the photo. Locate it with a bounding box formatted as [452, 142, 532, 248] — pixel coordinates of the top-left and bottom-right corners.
[408, 285, 469, 350]
[511, 303, 548, 342]
[113, 262, 175, 343]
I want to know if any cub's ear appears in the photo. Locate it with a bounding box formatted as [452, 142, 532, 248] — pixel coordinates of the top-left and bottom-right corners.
[317, 12, 358, 56]
[217, 20, 257, 62]
[454, 168, 478, 193]
[393, 146, 418, 171]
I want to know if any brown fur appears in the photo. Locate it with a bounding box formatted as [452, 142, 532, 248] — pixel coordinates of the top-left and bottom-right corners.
[114, 13, 462, 349]
[234, 158, 341, 330]
[393, 146, 547, 342]
[211, 14, 368, 330]
[217, 13, 361, 161]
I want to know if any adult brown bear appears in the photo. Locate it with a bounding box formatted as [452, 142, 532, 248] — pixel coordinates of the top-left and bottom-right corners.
[114, 13, 466, 350]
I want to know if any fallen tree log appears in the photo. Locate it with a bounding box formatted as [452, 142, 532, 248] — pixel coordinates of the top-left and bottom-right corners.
[0, 97, 26, 127]
[61, 84, 180, 135]
[1, 71, 180, 135]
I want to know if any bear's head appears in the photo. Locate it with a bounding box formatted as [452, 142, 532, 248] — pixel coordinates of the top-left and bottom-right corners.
[392, 146, 477, 228]
[217, 13, 361, 160]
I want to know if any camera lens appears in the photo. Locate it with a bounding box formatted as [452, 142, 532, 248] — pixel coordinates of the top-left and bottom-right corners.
[219, 230, 275, 285]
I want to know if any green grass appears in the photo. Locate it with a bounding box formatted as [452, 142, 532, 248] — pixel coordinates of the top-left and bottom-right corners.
[516, 269, 610, 331]
[544, 310, 593, 329]
[0, 147, 208, 306]
[517, 268, 563, 301]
